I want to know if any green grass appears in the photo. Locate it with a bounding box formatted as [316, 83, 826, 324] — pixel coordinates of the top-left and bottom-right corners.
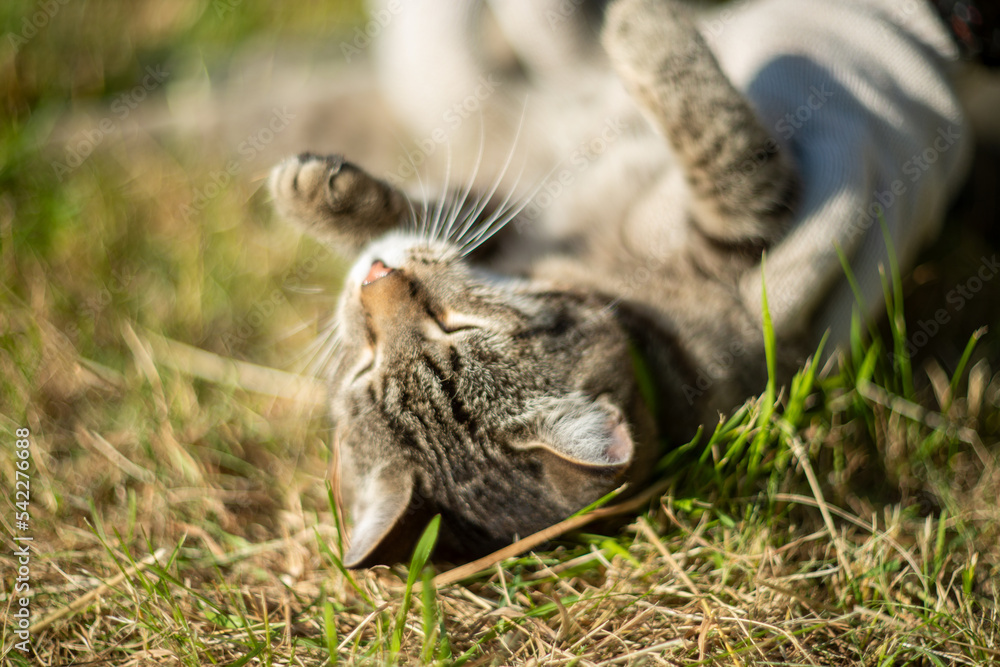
[2, 1, 1000, 664]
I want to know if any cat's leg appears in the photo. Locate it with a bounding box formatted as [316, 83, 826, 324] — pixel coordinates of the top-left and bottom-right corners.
[269, 153, 410, 253]
[269, 152, 521, 260]
[602, 0, 798, 245]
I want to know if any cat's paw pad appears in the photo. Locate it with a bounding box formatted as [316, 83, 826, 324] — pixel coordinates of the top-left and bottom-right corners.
[268, 153, 407, 245]
[268, 153, 357, 220]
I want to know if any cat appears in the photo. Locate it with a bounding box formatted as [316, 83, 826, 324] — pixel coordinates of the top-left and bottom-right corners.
[267, 0, 971, 567]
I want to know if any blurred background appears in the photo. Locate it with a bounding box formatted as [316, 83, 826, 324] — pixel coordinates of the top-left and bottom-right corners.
[4, 0, 1000, 542]
[2, 0, 999, 662]
[1, 0, 385, 381]
[3, 0, 1000, 412]
[3, 0, 1000, 552]
[0, 1, 390, 636]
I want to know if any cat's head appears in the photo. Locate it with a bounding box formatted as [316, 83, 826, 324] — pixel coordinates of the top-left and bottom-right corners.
[328, 234, 659, 566]
[269, 155, 656, 566]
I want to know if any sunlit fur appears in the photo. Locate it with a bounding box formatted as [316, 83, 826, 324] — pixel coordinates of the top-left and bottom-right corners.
[267, 0, 811, 566]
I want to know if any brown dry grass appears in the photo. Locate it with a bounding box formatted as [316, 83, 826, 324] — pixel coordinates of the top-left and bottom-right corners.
[2, 1, 999, 665]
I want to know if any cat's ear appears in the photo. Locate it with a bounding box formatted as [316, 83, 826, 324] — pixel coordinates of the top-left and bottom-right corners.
[343, 464, 417, 568]
[514, 395, 634, 468]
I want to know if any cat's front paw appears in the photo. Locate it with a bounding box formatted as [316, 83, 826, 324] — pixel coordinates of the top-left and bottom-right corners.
[269, 153, 355, 225]
[268, 153, 408, 249]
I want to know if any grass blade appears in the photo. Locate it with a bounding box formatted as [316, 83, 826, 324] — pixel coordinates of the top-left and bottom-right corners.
[878, 215, 914, 399]
[750, 256, 777, 477]
[946, 327, 985, 411]
[323, 593, 339, 665]
[391, 515, 441, 658]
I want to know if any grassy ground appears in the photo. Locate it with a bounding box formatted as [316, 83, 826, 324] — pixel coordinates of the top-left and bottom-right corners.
[2, 1, 999, 664]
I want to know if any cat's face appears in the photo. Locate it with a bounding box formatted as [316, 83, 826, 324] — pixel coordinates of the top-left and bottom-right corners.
[267, 152, 655, 566]
[325, 232, 654, 566]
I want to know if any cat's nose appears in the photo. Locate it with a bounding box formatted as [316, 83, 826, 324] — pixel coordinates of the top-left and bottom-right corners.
[363, 260, 394, 286]
[359, 262, 417, 334]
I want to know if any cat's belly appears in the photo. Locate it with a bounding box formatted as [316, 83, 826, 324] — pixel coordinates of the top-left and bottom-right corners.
[534, 135, 691, 262]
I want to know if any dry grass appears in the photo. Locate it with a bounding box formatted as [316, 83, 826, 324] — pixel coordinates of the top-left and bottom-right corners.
[2, 1, 1000, 665]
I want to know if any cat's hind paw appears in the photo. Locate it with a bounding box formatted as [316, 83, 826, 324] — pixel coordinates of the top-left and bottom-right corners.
[602, 0, 700, 87]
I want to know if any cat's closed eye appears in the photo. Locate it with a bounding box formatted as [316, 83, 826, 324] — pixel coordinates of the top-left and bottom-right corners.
[424, 308, 487, 336]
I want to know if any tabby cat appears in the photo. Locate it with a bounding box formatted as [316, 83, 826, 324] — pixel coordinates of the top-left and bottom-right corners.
[268, 0, 969, 566]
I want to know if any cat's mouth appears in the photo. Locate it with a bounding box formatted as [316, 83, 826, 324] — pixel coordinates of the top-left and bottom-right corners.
[362, 260, 394, 286]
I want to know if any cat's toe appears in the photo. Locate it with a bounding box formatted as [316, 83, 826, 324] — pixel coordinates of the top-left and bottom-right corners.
[269, 153, 345, 206]
[268, 157, 297, 202]
[268, 153, 409, 249]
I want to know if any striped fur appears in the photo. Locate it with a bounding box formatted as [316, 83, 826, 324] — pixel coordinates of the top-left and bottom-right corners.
[269, 0, 803, 566]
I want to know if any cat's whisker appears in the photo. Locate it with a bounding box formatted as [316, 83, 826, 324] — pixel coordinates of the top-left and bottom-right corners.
[316, 342, 344, 380]
[460, 206, 523, 256]
[450, 186, 491, 249]
[426, 141, 458, 243]
[450, 155, 497, 247]
[458, 165, 527, 254]
[429, 191, 448, 245]
[283, 283, 330, 295]
[269, 320, 331, 379]
[451, 116, 522, 249]
[442, 123, 488, 244]
[306, 322, 344, 380]
[393, 170, 420, 237]
[410, 165, 432, 241]
[440, 195, 465, 246]
[287, 318, 341, 379]
[442, 182, 483, 248]
[292, 317, 335, 362]
[460, 148, 571, 256]
[453, 102, 530, 249]
[302, 317, 339, 356]
[459, 147, 541, 255]
[274, 317, 320, 342]
[388, 131, 433, 241]
[404, 198, 421, 237]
